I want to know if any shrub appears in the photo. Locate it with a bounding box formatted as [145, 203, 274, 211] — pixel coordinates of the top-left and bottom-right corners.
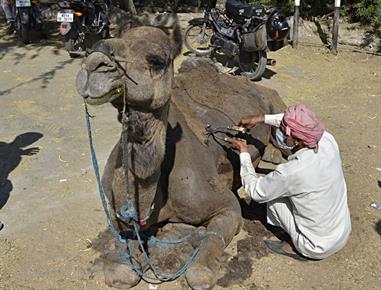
[247, 0, 381, 26]
[350, 0, 381, 26]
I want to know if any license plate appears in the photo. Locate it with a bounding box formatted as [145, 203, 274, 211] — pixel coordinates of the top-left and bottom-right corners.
[57, 12, 74, 23]
[15, 0, 31, 7]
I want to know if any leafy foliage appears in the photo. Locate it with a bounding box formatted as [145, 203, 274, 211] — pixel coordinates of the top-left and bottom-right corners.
[247, 0, 381, 26]
[350, 0, 381, 25]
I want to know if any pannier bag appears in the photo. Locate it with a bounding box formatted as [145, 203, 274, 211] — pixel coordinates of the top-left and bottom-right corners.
[242, 23, 267, 51]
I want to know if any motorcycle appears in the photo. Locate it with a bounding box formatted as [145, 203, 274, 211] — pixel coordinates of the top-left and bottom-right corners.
[184, 0, 289, 81]
[9, 0, 44, 44]
[57, 0, 110, 56]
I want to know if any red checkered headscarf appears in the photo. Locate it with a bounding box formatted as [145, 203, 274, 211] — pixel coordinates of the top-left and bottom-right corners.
[281, 104, 325, 153]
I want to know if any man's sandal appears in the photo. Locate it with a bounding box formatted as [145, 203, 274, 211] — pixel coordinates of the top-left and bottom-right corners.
[264, 240, 309, 262]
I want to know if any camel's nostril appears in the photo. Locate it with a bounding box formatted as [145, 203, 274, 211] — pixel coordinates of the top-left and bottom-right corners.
[85, 51, 114, 72]
[95, 62, 117, 73]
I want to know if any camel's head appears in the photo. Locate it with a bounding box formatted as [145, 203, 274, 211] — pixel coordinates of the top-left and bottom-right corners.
[76, 13, 182, 111]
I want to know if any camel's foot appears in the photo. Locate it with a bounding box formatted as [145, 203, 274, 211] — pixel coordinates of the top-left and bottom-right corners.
[103, 253, 141, 289]
[185, 264, 216, 290]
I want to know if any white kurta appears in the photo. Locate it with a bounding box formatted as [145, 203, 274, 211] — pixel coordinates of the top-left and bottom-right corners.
[240, 114, 351, 259]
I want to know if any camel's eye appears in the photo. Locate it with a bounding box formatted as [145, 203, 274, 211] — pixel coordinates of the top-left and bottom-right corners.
[146, 54, 168, 72]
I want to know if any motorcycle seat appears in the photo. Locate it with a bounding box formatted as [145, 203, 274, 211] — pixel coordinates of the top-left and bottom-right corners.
[226, 0, 265, 24]
[226, 0, 253, 20]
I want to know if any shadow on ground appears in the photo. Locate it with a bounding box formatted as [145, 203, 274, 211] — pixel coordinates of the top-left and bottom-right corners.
[375, 220, 381, 236]
[0, 57, 76, 95]
[0, 19, 78, 93]
[0, 132, 43, 209]
[262, 67, 277, 80]
[0, 19, 64, 59]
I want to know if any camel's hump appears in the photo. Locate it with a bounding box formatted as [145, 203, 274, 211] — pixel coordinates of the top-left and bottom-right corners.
[172, 58, 286, 144]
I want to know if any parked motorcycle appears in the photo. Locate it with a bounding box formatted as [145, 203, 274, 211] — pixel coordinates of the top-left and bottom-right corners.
[57, 0, 110, 56]
[184, 0, 289, 81]
[9, 0, 44, 44]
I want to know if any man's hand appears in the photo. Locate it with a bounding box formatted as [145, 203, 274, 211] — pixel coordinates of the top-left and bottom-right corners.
[239, 114, 265, 129]
[225, 137, 248, 153]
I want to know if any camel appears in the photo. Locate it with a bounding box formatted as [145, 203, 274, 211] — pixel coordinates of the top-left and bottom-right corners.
[76, 13, 286, 290]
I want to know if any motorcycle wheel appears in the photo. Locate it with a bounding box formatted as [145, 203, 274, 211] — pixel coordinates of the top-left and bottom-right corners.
[20, 23, 30, 44]
[64, 33, 84, 57]
[35, 22, 47, 39]
[184, 23, 214, 56]
[100, 26, 110, 39]
[64, 37, 75, 52]
[238, 50, 267, 81]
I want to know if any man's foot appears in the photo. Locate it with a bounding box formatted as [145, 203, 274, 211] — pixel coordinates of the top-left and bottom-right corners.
[6, 21, 16, 35]
[0, 222, 4, 231]
[264, 240, 308, 261]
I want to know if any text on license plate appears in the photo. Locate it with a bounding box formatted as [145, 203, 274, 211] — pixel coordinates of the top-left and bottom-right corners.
[57, 12, 74, 23]
[15, 0, 31, 7]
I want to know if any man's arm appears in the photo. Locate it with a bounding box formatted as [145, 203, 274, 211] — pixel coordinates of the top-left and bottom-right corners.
[240, 113, 284, 129]
[264, 113, 284, 127]
[240, 152, 290, 203]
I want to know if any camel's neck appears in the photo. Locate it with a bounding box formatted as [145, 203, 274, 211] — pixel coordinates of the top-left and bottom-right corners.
[124, 102, 169, 180]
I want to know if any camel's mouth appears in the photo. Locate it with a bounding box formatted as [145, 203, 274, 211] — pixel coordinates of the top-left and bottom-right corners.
[138, 203, 155, 227]
[84, 84, 124, 106]
[116, 202, 155, 228]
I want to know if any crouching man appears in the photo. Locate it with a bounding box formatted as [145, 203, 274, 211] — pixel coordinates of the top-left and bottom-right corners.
[226, 104, 351, 261]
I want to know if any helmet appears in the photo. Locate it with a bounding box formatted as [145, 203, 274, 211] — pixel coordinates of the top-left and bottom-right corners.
[267, 9, 289, 41]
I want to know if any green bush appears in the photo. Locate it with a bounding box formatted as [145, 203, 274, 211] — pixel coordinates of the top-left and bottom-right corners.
[131, 0, 381, 26]
[350, 0, 381, 26]
[247, 0, 294, 14]
[247, 0, 332, 17]
[247, 0, 381, 26]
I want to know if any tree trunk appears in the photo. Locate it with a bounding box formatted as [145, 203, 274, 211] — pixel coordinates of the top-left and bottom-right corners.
[331, 7, 340, 55]
[128, 0, 137, 14]
[172, 0, 179, 13]
[165, 0, 179, 12]
[121, 0, 137, 14]
[292, 5, 300, 48]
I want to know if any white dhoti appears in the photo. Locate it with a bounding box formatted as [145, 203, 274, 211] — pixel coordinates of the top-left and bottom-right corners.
[267, 198, 297, 237]
[266, 197, 350, 259]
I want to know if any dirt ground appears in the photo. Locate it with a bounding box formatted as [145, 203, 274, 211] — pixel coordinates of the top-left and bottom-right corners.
[0, 13, 380, 290]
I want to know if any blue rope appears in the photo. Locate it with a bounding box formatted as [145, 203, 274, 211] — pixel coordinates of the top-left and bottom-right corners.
[84, 104, 226, 282]
[84, 104, 131, 245]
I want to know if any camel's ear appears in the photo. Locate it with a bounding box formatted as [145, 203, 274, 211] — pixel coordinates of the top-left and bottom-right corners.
[119, 13, 182, 59]
[148, 13, 182, 59]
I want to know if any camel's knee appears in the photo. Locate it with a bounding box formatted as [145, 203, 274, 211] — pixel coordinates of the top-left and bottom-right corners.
[208, 210, 242, 244]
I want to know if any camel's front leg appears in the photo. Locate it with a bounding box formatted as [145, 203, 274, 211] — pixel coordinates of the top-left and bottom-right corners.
[103, 238, 146, 289]
[185, 203, 242, 290]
